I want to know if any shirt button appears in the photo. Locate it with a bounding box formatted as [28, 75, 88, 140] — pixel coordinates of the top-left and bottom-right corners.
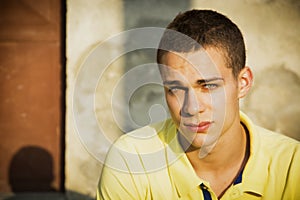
[230, 188, 241, 199]
[200, 183, 209, 190]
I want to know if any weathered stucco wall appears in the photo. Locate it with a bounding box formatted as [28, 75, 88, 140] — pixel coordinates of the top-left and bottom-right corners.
[66, 0, 124, 199]
[66, 0, 300, 198]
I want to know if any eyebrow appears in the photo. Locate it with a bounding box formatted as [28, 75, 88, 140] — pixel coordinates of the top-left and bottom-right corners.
[163, 77, 224, 86]
[163, 80, 182, 85]
[196, 77, 224, 84]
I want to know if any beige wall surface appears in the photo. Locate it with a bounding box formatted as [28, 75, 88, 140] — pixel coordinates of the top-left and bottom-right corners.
[66, 0, 300, 198]
[66, 0, 124, 199]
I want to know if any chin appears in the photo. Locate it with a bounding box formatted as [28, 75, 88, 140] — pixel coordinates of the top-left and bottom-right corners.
[193, 133, 219, 150]
[180, 133, 206, 151]
[191, 135, 206, 148]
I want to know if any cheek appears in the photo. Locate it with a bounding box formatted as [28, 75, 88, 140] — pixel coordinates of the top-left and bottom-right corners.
[204, 90, 226, 110]
[222, 86, 240, 114]
[209, 86, 239, 113]
[166, 95, 180, 113]
[226, 85, 239, 102]
[164, 89, 184, 110]
[165, 94, 182, 124]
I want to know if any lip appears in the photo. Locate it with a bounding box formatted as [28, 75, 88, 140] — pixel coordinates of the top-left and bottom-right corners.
[184, 121, 212, 133]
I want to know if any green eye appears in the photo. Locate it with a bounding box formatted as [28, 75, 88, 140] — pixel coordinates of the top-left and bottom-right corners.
[203, 84, 218, 89]
[167, 86, 186, 94]
[168, 87, 178, 93]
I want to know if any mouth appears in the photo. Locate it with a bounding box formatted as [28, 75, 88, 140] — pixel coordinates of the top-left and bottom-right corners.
[183, 121, 212, 133]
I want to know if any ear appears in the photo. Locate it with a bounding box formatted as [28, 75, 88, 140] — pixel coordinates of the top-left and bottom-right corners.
[238, 67, 253, 99]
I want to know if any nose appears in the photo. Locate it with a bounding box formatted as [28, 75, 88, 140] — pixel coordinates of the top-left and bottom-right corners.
[181, 89, 204, 117]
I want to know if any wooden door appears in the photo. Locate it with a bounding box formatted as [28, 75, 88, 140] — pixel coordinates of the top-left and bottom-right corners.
[0, 0, 63, 192]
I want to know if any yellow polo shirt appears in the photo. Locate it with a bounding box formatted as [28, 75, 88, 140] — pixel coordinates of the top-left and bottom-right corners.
[97, 112, 300, 200]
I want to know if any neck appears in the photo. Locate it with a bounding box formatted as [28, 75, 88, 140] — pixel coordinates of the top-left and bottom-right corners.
[186, 121, 247, 173]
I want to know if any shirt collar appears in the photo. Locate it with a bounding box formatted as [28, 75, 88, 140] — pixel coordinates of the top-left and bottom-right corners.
[158, 112, 268, 198]
[158, 119, 204, 197]
[239, 112, 267, 197]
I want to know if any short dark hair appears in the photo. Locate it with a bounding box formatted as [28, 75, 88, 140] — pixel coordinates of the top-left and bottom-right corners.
[157, 9, 246, 78]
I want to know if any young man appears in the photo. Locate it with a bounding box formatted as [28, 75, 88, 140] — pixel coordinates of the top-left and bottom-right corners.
[97, 10, 300, 200]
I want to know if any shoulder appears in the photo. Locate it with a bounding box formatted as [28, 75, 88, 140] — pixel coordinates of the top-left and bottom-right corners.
[243, 120, 300, 198]
[242, 111, 300, 179]
[250, 124, 300, 178]
[103, 119, 174, 173]
[254, 127, 300, 199]
[241, 111, 299, 154]
[113, 119, 173, 151]
[254, 125, 300, 153]
[98, 119, 180, 199]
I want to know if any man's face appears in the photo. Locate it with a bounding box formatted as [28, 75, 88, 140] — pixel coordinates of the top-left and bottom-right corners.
[159, 48, 242, 151]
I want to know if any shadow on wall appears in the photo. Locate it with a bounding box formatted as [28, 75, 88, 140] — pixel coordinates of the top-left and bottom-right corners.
[8, 146, 56, 192]
[5, 146, 94, 199]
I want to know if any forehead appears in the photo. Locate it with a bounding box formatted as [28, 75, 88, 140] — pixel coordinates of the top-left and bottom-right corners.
[159, 48, 230, 80]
